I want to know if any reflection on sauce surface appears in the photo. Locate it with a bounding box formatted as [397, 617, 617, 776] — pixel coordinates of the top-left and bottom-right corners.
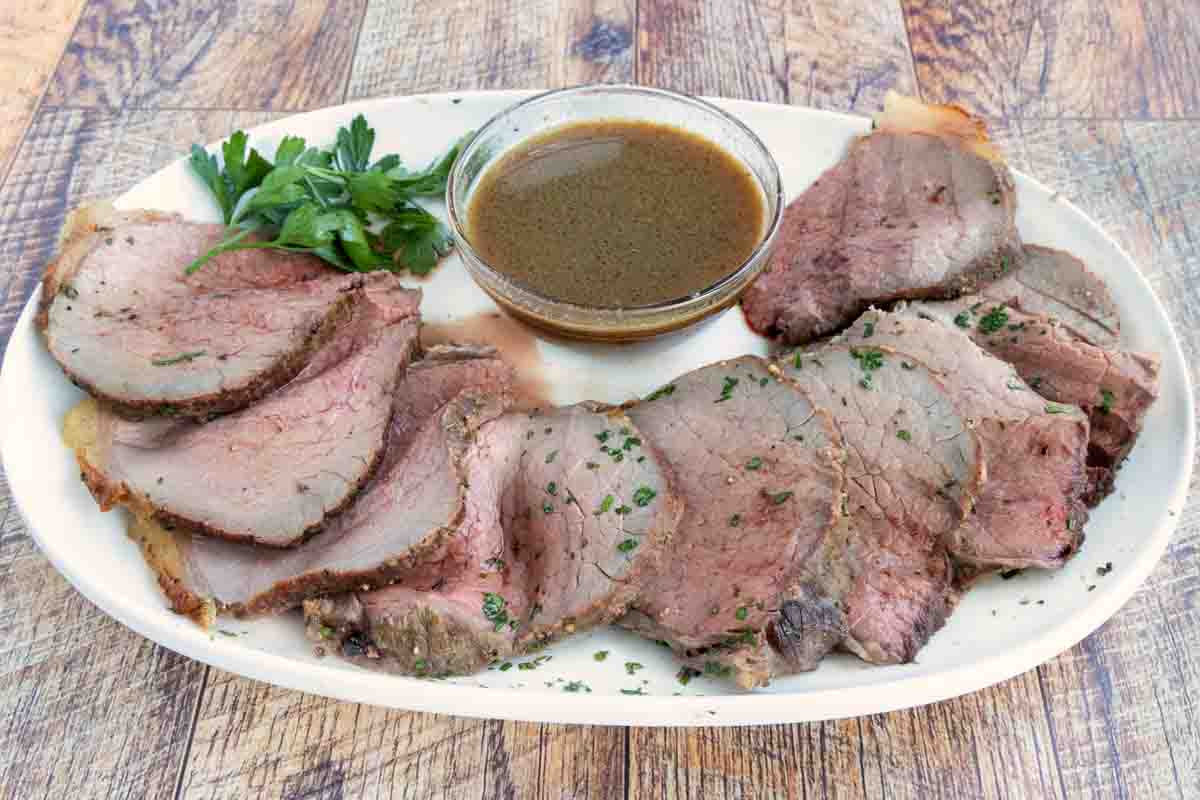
[422, 311, 551, 410]
[466, 119, 766, 308]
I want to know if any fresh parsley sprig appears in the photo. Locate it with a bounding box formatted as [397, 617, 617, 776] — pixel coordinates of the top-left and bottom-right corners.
[186, 115, 467, 276]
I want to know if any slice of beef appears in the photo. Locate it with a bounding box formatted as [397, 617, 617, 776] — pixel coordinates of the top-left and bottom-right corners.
[842, 308, 1090, 571]
[742, 92, 1021, 344]
[983, 244, 1121, 347]
[38, 204, 418, 419]
[614, 357, 844, 688]
[304, 404, 684, 677]
[72, 304, 421, 547]
[769, 344, 984, 669]
[68, 351, 517, 622]
[913, 298, 1159, 504]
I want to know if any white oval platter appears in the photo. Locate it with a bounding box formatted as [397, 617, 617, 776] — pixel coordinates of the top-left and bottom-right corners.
[1, 91, 1193, 726]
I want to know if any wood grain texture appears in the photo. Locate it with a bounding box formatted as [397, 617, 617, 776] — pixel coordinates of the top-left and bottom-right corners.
[346, 0, 634, 100]
[903, 0, 1200, 119]
[638, 0, 788, 102]
[786, 0, 918, 112]
[0, 469, 206, 799]
[45, 0, 366, 111]
[175, 670, 625, 800]
[0, 0, 85, 183]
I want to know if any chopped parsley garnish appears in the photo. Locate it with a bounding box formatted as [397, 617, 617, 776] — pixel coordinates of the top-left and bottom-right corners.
[595, 431, 610, 444]
[765, 490, 794, 505]
[728, 513, 742, 528]
[152, 350, 206, 366]
[595, 495, 615, 515]
[544, 449, 558, 464]
[849, 347, 885, 389]
[481, 592, 512, 632]
[735, 606, 748, 621]
[715, 376, 739, 403]
[953, 310, 972, 328]
[1006, 379, 1026, 391]
[745, 456, 763, 471]
[616, 538, 639, 553]
[1045, 403, 1071, 414]
[498, 661, 513, 671]
[863, 321, 875, 338]
[593, 650, 609, 662]
[483, 557, 506, 571]
[622, 437, 642, 451]
[1099, 389, 1115, 414]
[977, 306, 1009, 335]
[562, 680, 591, 693]
[792, 351, 803, 369]
[620, 688, 646, 696]
[645, 384, 676, 402]
[676, 666, 701, 685]
[615, 504, 633, 516]
[546, 481, 557, 495]
[896, 430, 912, 442]
[625, 661, 644, 675]
[900, 361, 915, 370]
[633, 486, 657, 507]
[542, 502, 554, 514]
[517, 655, 553, 671]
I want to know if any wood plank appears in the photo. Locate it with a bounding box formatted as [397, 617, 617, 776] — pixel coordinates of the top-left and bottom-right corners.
[346, 0, 634, 100]
[902, 0, 1200, 119]
[0, 0, 86, 182]
[0, 471, 206, 799]
[44, 0, 366, 111]
[175, 670, 625, 799]
[637, 0, 788, 102]
[0, 105, 285, 362]
[785, 0, 918, 112]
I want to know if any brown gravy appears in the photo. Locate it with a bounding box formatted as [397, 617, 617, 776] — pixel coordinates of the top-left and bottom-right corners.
[421, 311, 552, 410]
[465, 119, 766, 308]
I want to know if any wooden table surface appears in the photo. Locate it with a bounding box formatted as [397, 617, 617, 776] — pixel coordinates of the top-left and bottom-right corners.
[1, 1, 1197, 798]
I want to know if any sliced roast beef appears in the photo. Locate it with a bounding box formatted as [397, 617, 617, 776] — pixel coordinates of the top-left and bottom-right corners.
[38, 204, 418, 419]
[742, 92, 1021, 345]
[913, 299, 1159, 504]
[842, 308, 1090, 571]
[615, 357, 844, 688]
[305, 404, 684, 677]
[71, 302, 420, 547]
[983, 244, 1121, 347]
[70, 350, 517, 621]
[770, 344, 984, 669]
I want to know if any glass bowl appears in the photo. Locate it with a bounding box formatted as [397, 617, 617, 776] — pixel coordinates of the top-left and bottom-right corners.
[445, 84, 784, 342]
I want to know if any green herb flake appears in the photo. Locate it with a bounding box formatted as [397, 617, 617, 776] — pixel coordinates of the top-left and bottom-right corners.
[593, 650, 610, 662]
[1045, 403, 1071, 415]
[745, 456, 763, 471]
[735, 607, 749, 621]
[954, 310, 972, 328]
[704, 661, 733, 678]
[546, 481, 557, 496]
[676, 666, 702, 686]
[625, 661, 644, 675]
[1099, 389, 1115, 414]
[863, 321, 876, 338]
[977, 306, 1009, 335]
[633, 486, 657, 507]
[595, 495, 615, 515]
[542, 502, 554, 514]
[622, 436, 642, 451]
[715, 376, 739, 403]
[620, 688, 646, 696]
[498, 661, 513, 672]
[481, 592, 511, 632]
[646, 384, 676, 402]
[595, 431, 611, 444]
[616, 538, 639, 553]
[614, 504, 633, 516]
[792, 351, 803, 369]
[897, 430, 912, 442]
[766, 490, 794, 506]
[562, 680, 591, 693]
[152, 350, 206, 367]
[901, 361, 916, 370]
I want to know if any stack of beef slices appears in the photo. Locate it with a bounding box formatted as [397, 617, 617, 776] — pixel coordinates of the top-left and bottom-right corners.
[739, 92, 1159, 678]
